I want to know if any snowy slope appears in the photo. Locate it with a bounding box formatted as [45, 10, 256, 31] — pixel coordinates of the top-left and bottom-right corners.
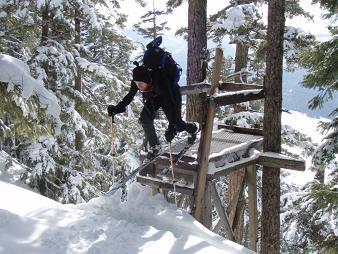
[281, 110, 327, 185]
[0, 180, 254, 254]
[0, 110, 326, 254]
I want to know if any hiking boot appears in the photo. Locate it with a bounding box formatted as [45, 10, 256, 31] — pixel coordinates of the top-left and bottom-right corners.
[186, 123, 198, 144]
[146, 145, 162, 160]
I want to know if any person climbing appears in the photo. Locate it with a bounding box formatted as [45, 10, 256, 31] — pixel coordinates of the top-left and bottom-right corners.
[107, 58, 197, 159]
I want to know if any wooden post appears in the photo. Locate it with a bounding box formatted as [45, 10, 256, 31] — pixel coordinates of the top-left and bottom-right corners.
[193, 99, 216, 222]
[247, 165, 258, 252]
[149, 164, 159, 196]
[211, 182, 235, 241]
[203, 181, 212, 229]
[193, 48, 223, 223]
[209, 48, 223, 96]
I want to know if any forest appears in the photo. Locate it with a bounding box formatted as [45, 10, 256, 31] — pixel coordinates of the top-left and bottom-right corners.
[0, 0, 337, 253]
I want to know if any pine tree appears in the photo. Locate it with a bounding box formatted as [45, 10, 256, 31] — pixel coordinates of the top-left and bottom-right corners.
[261, 0, 285, 253]
[298, 0, 337, 179]
[133, 0, 169, 40]
[210, 0, 315, 80]
[281, 182, 338, 254]
[1, 0, 141, 203]
[280, 2, 338, 252]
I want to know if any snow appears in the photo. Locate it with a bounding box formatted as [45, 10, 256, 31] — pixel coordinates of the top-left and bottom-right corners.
[281, 110, 330, 185]
[76, 57, 113, 79]
[0, 54, 61, 123]
[215, 89, 262, 98]
[37, 0, 63, 9]
[209, 139, 261, 160]
[0, 180, 254, 254]
[210, 4, 260, 34]
[282, 110, 328, 144]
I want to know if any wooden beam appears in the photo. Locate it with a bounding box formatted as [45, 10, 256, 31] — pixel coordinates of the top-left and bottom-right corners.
[258, 152, 305, 171]
[155, 157, 197, 173]
[179, 83, 210, 95]
[219, 82, 263, 91]
[214, 89, 264, 106]
[193, 48, 223, 223]
[223, 71, 251, 81]
[247, 165, 258, 252]
[218, 124, 263, 136]
[136, 175, 194, 196]
[193, 99, 217, 221]
[213, 219, 223, 234]
[209, 48, 224, 95]
[208, 156, 259, 180]
[211, 182, 236, 241]
[203, 181, 212, 229]
[226, 169, 246, 228]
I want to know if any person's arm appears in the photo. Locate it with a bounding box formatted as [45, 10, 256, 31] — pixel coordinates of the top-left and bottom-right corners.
[115, 81, 138, 112]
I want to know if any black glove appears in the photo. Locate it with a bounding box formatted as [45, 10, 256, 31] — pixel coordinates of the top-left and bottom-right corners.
[107, 105, 117, 117]
[107, 104, 126, 116]
[165, 127, 177, 143]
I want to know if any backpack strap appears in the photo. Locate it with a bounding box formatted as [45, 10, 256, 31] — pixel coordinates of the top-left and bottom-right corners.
[160, 51, 169, 69]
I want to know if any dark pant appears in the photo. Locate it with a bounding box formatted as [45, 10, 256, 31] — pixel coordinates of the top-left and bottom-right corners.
[139, 86, 195, 148]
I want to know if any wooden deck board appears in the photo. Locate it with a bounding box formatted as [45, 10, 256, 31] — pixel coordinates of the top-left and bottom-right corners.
[168, 129, 262, 162]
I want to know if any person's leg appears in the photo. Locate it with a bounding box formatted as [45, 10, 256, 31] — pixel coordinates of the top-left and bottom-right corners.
[160, 86, 197, 144]
[139, 99, 160, 148]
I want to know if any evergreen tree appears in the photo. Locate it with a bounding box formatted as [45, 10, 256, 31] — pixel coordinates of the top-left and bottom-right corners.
[133, 0, 169, 40]
[0, 0, 141, 203]
[297, 0, 338, 180]
[210, 0, 315, 80]
[280, 2, 338, 252]
[281, 182, 338, 254]
[0, 1, 39, 60]
[261, 0, 285, 253]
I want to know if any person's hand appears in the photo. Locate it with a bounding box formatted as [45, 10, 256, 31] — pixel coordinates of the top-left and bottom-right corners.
[165, 127, 177, 143]
[107, 105, 117, 117]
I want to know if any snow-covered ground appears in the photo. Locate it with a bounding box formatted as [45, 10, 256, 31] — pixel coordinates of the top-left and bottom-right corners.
[0, 180, 254, 254]
[282, 110, 328, 185]
[0, 110, 326, 254]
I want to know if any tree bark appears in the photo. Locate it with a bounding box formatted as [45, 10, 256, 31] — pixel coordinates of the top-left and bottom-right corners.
[186, 0, 207, 124]
[234, 42, 248, 83]
[227, 169, 245, 243]
[41, 4, 49, 43]
[74, 9, 83, 154]
[261, 1, 285, 253]
[227, 41, 249, 244]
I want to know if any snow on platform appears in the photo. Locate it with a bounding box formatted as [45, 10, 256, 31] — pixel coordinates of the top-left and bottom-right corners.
[170, 129, 262, 169]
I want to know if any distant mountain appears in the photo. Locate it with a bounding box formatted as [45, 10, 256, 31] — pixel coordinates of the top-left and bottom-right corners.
[283, 69, 337, 118]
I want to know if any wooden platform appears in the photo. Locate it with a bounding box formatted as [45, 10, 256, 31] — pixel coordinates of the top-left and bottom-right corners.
[136, 129, 263, 195]
[168, 129, 262, 164]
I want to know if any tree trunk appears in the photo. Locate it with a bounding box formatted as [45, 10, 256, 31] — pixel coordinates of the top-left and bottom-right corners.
[74, 9, 83, 155]
[227, 41, 249, 244]
[227, 169, 245, 243]
[234, 42, 248, 83]
[41, 4, 49, 43]
[186, 0, 207, 124]
[261, 1, 285, 253]
[41, 3, 50, 78]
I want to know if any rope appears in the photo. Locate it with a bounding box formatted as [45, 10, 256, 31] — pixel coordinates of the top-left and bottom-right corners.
[111, 116, 115, 184]
[168, 141, 178, 207]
